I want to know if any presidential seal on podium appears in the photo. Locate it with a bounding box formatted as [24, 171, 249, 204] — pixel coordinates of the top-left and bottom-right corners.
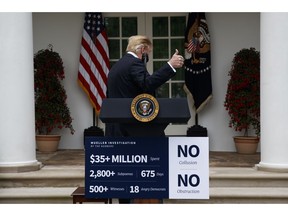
[131, 93, 159, 122]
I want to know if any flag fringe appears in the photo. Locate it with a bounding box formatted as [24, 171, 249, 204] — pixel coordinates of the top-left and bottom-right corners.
[183, 84, 212, 114]
[77, 79, 100, 115]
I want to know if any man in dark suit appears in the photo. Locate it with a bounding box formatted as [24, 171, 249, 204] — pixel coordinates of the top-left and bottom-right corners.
[105, 35, 184, 203]
[106, 35, 184, 136]
[107, 35, 184, 98]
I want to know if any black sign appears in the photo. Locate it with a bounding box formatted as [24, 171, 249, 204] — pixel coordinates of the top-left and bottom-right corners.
[85, 136, 209, 199]
[85, 137, 168, 199]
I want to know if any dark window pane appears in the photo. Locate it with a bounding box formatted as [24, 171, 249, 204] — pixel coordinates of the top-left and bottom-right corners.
[153, 39, 169, 59]
[153, 17, 168, 37]
[171, 38, 185, 58]
[109, 61, 117, 68]
[156, 83, 169, 98]
[172, 83, 186, 98]
[108, 39, 120, 59]
[171, 16, 186, 36]
[153, 61, 167, 71]
[172, 67, 185, 80]
[105, 17, 119, 37]
[122, 39, 128, 56]
[122, 17, 137, 37]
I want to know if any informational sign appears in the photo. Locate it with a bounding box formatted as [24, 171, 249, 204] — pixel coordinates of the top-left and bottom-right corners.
[85, 136, 209, 199]
[168, 137, 209, 199]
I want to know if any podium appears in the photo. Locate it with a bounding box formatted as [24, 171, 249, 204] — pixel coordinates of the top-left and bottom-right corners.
[100, 98, 191, 136]
[99, 97, 190, 203]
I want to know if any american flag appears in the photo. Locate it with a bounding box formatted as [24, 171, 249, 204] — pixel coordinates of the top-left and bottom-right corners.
[187, 37, 198, 53]
[78, 12, 110, 113]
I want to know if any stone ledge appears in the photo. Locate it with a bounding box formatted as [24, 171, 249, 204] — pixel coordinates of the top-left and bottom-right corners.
[0, 165, 84, 179]
[210, 167, 288, 178]
[0, 162, 42, 173]
[210, 187, 288, 198]
[0, 187, 75, 198]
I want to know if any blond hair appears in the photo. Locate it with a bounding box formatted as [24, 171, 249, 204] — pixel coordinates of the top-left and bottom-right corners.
[126, 35, 152, 53]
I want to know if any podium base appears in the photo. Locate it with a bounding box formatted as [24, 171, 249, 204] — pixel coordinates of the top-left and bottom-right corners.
[84, 126, 104, 148]
[84, 126, 104, 136]
[187, 125, 208, 137]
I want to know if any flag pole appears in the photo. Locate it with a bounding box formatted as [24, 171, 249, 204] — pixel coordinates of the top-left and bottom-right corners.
[93, 108, 100, 127]
[187, 112, 207, 137]
[83, 107, 103, 145]
[184, 12, 211, 137]
[93, 108, 96, 126]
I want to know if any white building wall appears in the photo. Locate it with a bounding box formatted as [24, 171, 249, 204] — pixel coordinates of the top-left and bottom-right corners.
[32, 12, 260, 151]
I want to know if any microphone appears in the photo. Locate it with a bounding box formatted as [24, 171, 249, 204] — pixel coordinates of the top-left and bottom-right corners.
[142, 53, 149, 66]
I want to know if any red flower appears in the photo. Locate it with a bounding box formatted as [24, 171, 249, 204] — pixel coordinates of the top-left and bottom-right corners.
[224, 48, 260, 136]
[34, 46, 75, 135]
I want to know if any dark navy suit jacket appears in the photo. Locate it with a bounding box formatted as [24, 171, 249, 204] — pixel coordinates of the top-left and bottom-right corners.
[105, 53, 176, 136]
[107, 53, 175, 98]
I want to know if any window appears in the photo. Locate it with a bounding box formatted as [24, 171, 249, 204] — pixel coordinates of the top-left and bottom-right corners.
[149, 15, 186, 98]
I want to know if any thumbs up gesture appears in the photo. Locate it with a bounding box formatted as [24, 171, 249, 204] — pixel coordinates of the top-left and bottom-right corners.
[168, 49, 184, 69]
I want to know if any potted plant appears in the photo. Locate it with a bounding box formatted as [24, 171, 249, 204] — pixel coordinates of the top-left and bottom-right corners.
[224, 47, 260, 154]
[34, 45, 75, 152]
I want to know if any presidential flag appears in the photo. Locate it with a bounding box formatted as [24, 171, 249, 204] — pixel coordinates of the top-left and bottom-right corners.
[184, 13, 212, 113]
[78, 12, 110, 113]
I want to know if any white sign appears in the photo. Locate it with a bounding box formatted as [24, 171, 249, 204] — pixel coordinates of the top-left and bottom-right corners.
[168, 137, 209, 199]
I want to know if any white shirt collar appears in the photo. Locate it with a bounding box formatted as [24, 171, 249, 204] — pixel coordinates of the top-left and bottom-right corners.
[127, 51, 139, 59]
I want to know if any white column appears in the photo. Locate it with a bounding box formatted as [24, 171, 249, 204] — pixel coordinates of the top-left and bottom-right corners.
[257, 13, 288, 172]
[0, 13, 41, 172]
